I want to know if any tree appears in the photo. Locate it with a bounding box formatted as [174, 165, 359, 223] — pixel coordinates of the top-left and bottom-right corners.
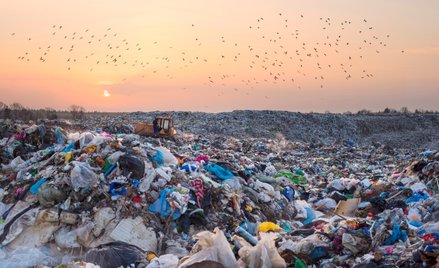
[44, 107, 58, 120]
[10, 102, 25, 120]
[400, 107, 409, 114]
[383, 107, 397, 114]
[69, 105, 86, 119]
[10, 102, 24, 111]
[0, 102, 8, 119]
[357, 109, 372, 115]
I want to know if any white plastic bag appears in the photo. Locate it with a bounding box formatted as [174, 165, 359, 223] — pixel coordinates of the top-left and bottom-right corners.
[146, 254, 179, 268]
[55, 227, 80, 248]
[0, 247, 57, 268]
[70, 161, 99, 191]
[156, 167, 172, 182]
[238, 232, 286, 268]
[10, 156, 25, 172]
[157, 147, 178, 167]
[315, 198, 337, 211]
[139, 162, 156, 192]
[107, 151, 125, 165]
[178, 228, 237, 268]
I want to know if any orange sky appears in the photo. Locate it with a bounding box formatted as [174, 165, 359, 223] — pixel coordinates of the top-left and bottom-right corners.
[1, 0, 438, 112]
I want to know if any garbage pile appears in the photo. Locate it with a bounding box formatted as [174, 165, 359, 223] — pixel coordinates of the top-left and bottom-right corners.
[0, 119, 438, 267]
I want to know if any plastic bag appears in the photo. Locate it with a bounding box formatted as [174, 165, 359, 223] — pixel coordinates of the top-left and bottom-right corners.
[410, 182, 427, 193]
[255, 180, 275, 193]
[0, 246, 57, 268]
[274, 171, 307, 184]
[153, 147, 178, 167]
[70, 161, 99, 191]
[146, 254, 179, 268]
[67, 132, 81, 143]
[110, 217, 157, 252]
[37, 184, 67, 207]
[156, 167, 173, 182]
[79, 132, 95, 148]
[30, 178, 47, 194]
[282, 186, 295, 202]
[106, 151, 125, 165]
[342, 233, 369, 255]
[222, 177, 242, 191]
[314, 198, 337, 211]
[149, 188, 182, 220]
[417, 222, 439, 235]
[0, 202, 11, 215]
[264, 163, 277, 176]
[118, 154, 145, 179]
[55, 127, 65, 145]
[93, 207, 116, 237]
[55, 227, 80, 248]
[152, 150, 165, 167]
[204, 164, 234, 180]
[10, 156, 25, 172]
[181, 161, 201, 173]
[158, 147, 178, 167]
[258, 222, 281, 233]
[139, 162, 156, 192]
[179, 228, 237, 268]
[87, 135, 108, 147]
[238, 232, 286, 268]
[293, 234, 329, 256]
[0, 188, 4, 202]
[84, 241, 145, 268]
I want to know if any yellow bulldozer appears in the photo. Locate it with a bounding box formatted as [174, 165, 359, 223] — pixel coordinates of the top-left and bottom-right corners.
[134, 116, 177, 139]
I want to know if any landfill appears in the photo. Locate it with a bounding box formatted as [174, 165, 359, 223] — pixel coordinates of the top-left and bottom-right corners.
[0, 117, 438, 268]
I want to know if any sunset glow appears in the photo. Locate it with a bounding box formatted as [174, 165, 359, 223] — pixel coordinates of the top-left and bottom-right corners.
[1, 0, 438, 112]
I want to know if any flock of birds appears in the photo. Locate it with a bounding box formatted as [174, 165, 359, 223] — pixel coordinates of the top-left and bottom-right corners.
[12, 13, 402, 97]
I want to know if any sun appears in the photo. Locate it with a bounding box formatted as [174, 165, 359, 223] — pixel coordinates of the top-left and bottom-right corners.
[103, 90, 111, 97]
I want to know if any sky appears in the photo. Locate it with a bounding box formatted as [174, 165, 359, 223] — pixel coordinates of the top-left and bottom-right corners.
[0, 0, 438, 113]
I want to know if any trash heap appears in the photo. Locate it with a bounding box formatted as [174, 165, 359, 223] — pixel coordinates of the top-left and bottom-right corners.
[0, 120, 438, 268]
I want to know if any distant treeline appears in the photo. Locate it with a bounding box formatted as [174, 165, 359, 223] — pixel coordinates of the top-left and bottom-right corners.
[346, 107, 439, 115]
[0, 101, 437, 121]
[0, 102, 86, 121]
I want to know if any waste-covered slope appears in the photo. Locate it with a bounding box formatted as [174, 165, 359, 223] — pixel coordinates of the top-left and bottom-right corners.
[125, 111, 439, 149]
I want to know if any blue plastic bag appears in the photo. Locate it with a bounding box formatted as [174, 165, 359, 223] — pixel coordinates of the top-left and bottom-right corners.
[303, 207, 316, 225]
[406, 192, 429, 203]
[204, 164, 233, 180]
[63, 143, 75, 153]
[109, 182, 126, 196]
[181, 161, 199, 172]
[152, 150, 164, 167]
[385, 224, 407, 245]
[30, 178, 47, 195]
[309, 246, 329, 262]
[149, 188, 181, 220]
[282, 186, 295, 202]
[55, 127, 64, 145]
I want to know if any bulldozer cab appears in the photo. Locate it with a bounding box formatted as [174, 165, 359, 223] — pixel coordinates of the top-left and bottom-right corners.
[155, 116, 173, 133]
[135, 116, 176, 139]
